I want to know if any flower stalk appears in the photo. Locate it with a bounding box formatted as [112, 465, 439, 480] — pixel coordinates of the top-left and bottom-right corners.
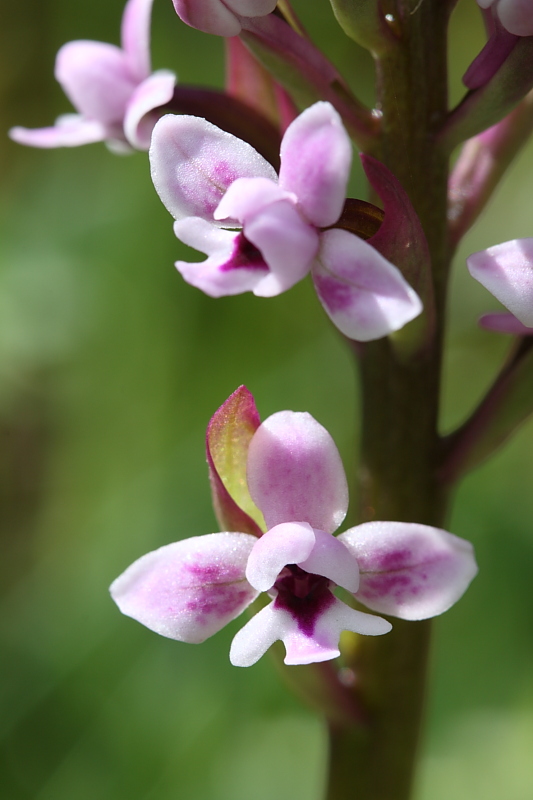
[325, 2, 454, 798]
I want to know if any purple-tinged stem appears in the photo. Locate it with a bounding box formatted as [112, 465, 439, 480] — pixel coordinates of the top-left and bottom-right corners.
[326, 2, 452, 798]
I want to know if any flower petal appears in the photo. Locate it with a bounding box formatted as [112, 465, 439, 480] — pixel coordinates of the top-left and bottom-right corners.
[479, 311, 533, 335]
[298, 529, 359, 593]
[121, 0, 154, 80]
[9, 115, 107, 148]
[55, 41, 137, 124]
[215, 177, 318, 296]
[110, 532, 259, 643]
[245, 201, 318, 296]
[279, 102, 352, 227]
[246, 410, 349, 533]
[173, 0, 242, 37]
[467, 239, 533, 327]
[149, 114, 278, 222]
[123, 70, 176, 149]
[246, 522, 316, 591]
[338, 521, 478, 620]
[173, 0, 278, 36]
[497, 0, 533, 36]
[313, 228, 423, 341]
[230, 595, 391, 667]
[174, 218, 270, 297]
[230, 602, 290, 666]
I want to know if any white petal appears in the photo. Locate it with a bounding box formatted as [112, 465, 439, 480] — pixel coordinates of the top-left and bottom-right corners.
[467, 239, 533, 328]
[149, 114, 277, 222]
[123, 70, 176, 150]
[245, 522, 316, 591]
[298, 529, 359, 593]
[9, 115, 107, 148]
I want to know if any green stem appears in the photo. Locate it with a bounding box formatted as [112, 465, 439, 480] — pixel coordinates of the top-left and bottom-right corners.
[326, 2, 453, 798]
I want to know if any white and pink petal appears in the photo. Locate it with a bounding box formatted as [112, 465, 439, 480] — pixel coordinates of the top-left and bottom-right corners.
[9, 115, 107, 148]
[298, 528, 359, 593]
[149, 114, 277, 222]
[123, 70, 176, 149]
[174, 217, 270, 297]
[110, 532, 259, 643]
[173, 0, 278, 37]
[467, 239, 533, 328]
[246, 410, 349, 533]
[279, 102, 352, 228]
[245, 522, 316, 591]
[230, 595, 391, 667]
[312, 229, 423, 341]
[338, 521, 478, 621]
[121, 0, 154, 81]
[55, 41, 137, 124]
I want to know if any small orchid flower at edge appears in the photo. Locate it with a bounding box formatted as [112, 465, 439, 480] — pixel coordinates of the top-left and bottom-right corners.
[110, 387, 478, 667]
[467, 238, 533, 335]
[9, 0, 176, 151]
[149, 101, 423, 341]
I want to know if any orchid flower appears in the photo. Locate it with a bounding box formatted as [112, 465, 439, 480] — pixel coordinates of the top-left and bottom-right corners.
[9, 0, 176, 151]
[467, 238, 533, 335]
[110, 390, 477, 667]
[149, 101, 422, 341]
[477, 0, 533, 37]
[172, 0, 278, 37]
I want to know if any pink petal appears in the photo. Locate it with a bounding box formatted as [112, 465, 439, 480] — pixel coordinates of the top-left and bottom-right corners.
[123, 70, 176, 149]
[110, 532, 259, 643]
[206, 386, 264, 537]
[149, 114, 277, 222]
[55, 41, 137, 125]
[246, 411, 349, 533]
[216, 179, 318, 296]
[230, 596, 391, 667]
[121, 0, 154, 80]
[245, 202, 318, 296]
[173, 0, 278, 36]
[174, 218, 270, 297]
[298, 529, 359, 593]
[467, 239, 533, 327]
[214, 177, 291, 222]
[226, 0, 278, 17]
[173, 0, 242, 36]
[279, 102, 352, 227]
[338, 521, 478, 620]
[497, 0, 533, 36]
[479, 311, 533, 335]
[245, 522, 316, 591]
[9, 115, 107, 148]
[313, 229, 423, 341]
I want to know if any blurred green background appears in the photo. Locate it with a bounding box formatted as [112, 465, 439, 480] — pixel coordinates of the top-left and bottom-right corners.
[1, 0, 532, 797]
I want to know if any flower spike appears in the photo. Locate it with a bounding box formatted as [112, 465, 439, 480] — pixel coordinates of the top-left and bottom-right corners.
[111, 390, 478, 667]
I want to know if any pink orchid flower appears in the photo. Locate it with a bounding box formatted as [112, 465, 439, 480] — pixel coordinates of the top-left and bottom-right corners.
[110, 402, 477, 667]
[149, 101, 422, 341]
[172, 0, 278, 37]
[467, 239, 533, 335]
[9, 0, 176, 151]
[477, 0, 533, 36]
